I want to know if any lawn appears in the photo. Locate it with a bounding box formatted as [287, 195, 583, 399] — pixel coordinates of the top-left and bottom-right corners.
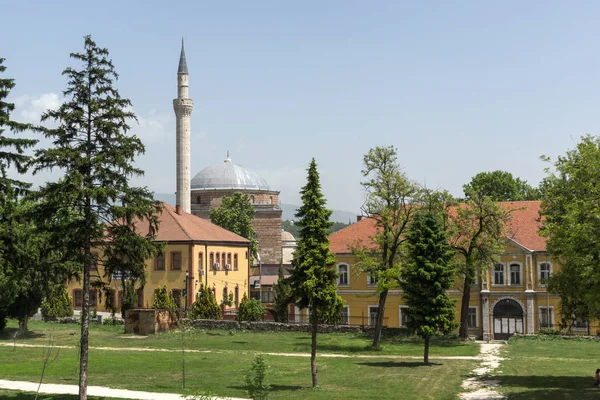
[0, 390, 118, 400]
[0, 319, 478, 399]
[497, 336, 600, 399]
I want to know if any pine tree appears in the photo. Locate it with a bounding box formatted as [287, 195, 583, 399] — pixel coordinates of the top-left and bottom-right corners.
[189, 285, 222, 320]
[269, 265, 292, 323]
[288, 158, 343, 388]
[32, 36, 161, 400]
[402, 212, 458, 364]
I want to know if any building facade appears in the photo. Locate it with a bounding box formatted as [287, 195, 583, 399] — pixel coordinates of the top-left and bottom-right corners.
[329, 201, 566, 340]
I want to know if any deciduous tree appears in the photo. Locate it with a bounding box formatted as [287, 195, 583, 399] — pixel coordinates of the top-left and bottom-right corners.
[288, 158, 343, 387]
[354, 145, 422, 350]
[32, 36, 161, 400]
[402, 212, 457, 363]
[463, 170, 540, 201]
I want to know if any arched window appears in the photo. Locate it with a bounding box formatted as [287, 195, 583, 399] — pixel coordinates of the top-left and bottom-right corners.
[234, 254, 239, 271]
[337, 264, 349, 286]
[223, 287, 228, 303]
[250, 195, 255, 204]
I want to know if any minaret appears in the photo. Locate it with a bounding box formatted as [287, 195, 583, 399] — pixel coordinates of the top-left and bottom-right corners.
[173, 39, 193, 214]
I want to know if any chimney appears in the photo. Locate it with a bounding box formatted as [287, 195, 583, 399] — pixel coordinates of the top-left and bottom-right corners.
[357, 215, 363, 222]
[176, 205, 181, 215]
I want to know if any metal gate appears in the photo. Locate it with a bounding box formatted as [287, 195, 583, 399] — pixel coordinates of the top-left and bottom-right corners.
[493, 298, 524, 340]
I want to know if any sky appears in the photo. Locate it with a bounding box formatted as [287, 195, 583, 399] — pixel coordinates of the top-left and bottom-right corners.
[2, 1, 600, 213]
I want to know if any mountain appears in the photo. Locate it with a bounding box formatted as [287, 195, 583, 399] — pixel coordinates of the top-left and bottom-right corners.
[152, 194, 357, 224]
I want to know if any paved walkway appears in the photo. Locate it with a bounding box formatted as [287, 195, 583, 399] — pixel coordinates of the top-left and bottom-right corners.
[460, 343, 505, 400]
[0, 379, 248, 400]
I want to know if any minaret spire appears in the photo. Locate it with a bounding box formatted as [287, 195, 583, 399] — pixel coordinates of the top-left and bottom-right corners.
[173, 39, 193, 214]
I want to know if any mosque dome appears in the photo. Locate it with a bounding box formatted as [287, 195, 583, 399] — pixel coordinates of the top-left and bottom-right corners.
[191, 155, 270, 191]
[281, 230, 296, 242]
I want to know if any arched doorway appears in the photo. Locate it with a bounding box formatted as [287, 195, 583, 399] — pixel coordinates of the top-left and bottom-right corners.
[493, 298, 524, 340]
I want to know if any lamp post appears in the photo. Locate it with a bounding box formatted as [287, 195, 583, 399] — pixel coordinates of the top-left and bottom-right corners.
[184, 270, 189, 311]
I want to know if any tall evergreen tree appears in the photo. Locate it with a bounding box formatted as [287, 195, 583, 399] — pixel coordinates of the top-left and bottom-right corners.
[403, 212, 458, 364]
[269, 265, 293, 323]
[288, 158, 343, 388]
[32, 36, 161, 400]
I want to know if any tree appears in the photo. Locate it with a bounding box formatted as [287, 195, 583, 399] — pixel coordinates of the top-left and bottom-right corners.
[540, 135, 600, 321]
[32, 36, 161, 400]
[41, 285, 74, 321]
[152, 285, 177, 313]
[237, 294, 264, 322]
[402, 212, 458, 364]
[463, 170, 540, 201]
[448, 190, 511, 339]
[354, 145, 422, 350]
[188, 285, 222, 320]
[288, 158, 343, 388]
[210, 192, 258, 262]
[269, 265, 293, 323]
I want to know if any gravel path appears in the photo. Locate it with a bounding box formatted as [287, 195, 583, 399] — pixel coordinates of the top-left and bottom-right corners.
[460, 343, 505, 400]
[0, 379, 248, 400]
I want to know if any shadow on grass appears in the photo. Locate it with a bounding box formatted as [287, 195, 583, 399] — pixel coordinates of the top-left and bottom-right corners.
[228, 384, 304, 392]
[499, 375, 592, 391]
[359, 361, 440, 368]
[0, 394, 78, 400]
[293, 342, 372, 354]
[231, 341, 249, 345]
[0, 328, 45, 341]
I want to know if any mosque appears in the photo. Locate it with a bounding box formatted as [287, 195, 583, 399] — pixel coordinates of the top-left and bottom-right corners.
[172, 41, 295, 297]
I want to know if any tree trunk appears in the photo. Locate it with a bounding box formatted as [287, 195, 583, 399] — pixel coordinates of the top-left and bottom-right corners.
[459, 278, 471, 339]
[310, 309, 318, 388]
[424, 337, 430, 365]
[78, 259, 90, 400]
[18, 316, 28, 334]
[372, 289, 388, 350]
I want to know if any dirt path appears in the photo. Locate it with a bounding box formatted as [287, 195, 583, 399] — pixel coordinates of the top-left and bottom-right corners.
[460, 343, 505, 400]
[0, 379, 247, 400]
[0, 342, 479, 360]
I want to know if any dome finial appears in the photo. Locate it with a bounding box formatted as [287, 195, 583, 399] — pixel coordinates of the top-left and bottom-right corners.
[224, 150, 232, 164]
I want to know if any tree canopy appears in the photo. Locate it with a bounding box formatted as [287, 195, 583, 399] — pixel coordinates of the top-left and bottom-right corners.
[463, 170, 540, 201]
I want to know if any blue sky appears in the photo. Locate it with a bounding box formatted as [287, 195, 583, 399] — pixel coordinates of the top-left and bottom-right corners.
[2, 1, 600, 213]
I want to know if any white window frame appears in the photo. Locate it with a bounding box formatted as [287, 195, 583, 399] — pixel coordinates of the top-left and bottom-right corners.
[367, 273, 378, 287]
[572, 316, 589, 331]
[399, 306, 411, 328]
[337, 263, 350, 287]
[539, 306, 554, 329]
[368, 305, 379, 326]
[538, 262, 553, 286]
[492, 263, 505, 286]
[339, 305, 350, 325]
[467, 306, 478, 328]
[508, 262, 523, 286]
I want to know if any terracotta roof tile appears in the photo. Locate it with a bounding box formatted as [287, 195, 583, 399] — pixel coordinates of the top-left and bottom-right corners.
[329, 201, 546, 254]
[135, 203, 250, 244]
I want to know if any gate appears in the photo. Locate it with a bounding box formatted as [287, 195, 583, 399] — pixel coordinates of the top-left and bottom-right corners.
[493, 298, 524, 340]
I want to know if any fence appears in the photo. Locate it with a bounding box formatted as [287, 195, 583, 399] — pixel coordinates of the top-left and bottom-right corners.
[221, 308, 389, 327]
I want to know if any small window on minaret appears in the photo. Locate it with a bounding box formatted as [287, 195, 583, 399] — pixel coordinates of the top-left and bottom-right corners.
[250, 195, 255, 204]
[196, 195, 201, 204]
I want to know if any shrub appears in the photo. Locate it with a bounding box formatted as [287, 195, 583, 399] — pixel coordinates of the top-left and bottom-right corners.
[539, 328, 561, 336]
[238, 294, 264, 322]
[153, 285, 177, 312]
[245, 354, 270, 400]
[40, 285, 74, 321]
[189, 285, 222, 320]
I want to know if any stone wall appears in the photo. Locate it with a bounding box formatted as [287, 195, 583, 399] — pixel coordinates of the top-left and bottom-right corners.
[125, 309, 176, 335]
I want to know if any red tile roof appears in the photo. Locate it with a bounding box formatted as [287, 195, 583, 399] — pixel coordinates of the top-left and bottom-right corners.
[135, 203, 250, 244]
[329, 201, 546, 254]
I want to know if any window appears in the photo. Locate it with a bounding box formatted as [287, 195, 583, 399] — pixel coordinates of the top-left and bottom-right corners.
[210, 252, 214, 266]
[539, 262, 552, 284]
[400, 306, 411, 327]
[339, 306, 349, 325]
[172, 289, 182, 307]
[216, 253, 221, 266]
[90, 253, 98, 271]
[171, 252, 182, 270]
[196, 195, 201, 204]
[89, 289, 97, 307]
[539, 307, 554, 328]
[510, 263, 521, 285]
[573, 316, 589, 330]
[223, 287, 228, 303]
[234, 254, 239, 270]
[235, 286, 239, 307]
[105, 289, 116, 309]
[467, 307, 478, 328]
[250, 291, 260, 301]
[222, 252, 226, 267]
[337, 264, 349, 286]
[155, 254, 165, 270]
[367, 273, 378, 286]
[245, 251, 248, 259]
[368, 306, 379, 326]
[260, 291, 275, 303]
[198, 252, 204, 275]
[74, 289, 83, 307]
[250, 195, 255, 204]
[227, 253, 232, 267]
[493, 263, 504, 285]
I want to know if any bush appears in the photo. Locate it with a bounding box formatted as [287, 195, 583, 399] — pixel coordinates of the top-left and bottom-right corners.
[40, 285, 74, 321]
[153, 285, 177, 312]
[189, 285, 222, 320]
[238, 294, 264, 322]
[539, 328, 562, 336]
[245, 354, 270, 400]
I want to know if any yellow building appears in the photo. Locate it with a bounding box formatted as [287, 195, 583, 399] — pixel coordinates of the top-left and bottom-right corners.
[329, 201, 569, 340]
[67, 203, 251, 314]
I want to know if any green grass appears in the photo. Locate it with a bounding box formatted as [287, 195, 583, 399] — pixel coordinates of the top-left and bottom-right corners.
[497, 336, 600, 399]
[0, 319, 479, 399]
[0, 390, 119, 400]
[0, 319, 478, 357]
